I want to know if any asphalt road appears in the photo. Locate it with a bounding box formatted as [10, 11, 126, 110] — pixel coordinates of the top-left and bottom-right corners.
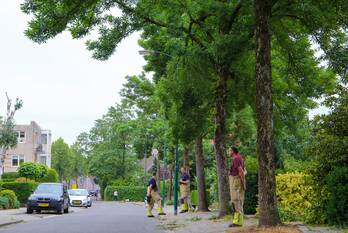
[0, 202, 165, 233]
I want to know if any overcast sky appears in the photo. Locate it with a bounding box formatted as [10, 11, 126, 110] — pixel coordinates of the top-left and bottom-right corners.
[0, 1, 146, 144]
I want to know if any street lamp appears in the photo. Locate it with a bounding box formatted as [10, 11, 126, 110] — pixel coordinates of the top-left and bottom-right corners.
[139, 49, 180, 215]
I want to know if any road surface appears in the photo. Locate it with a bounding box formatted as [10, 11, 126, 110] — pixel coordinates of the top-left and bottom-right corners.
[0, 202, 165, 233]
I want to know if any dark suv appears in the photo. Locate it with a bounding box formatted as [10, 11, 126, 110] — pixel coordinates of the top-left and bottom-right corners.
[27, 183, 69, 214]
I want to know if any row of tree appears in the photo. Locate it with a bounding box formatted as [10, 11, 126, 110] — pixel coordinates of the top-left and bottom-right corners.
[21, 0, 347, 226]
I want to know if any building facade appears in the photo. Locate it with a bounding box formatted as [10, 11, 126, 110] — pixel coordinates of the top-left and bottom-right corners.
[0, 121, 52, 175]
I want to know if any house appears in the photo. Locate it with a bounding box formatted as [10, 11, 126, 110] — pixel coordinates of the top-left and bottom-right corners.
[0, 121, 52, 175]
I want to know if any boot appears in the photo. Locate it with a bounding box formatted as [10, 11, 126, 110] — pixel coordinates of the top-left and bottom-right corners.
[179, 203, 188, 213]
[147, 207, 154, 217]
[157, 207, 166, 216]
[232, 212, 244, 226]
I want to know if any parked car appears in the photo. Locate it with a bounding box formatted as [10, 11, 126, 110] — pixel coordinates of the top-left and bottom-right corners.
[27, 183, 69, 214]
[68, 189, 92, 208]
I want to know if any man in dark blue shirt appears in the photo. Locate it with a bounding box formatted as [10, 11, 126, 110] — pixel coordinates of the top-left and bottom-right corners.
[179, 167, 190, 213]
[147, 171, 166, 217]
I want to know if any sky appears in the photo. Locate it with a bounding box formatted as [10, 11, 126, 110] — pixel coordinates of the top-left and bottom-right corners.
[0, 1, 146, 144]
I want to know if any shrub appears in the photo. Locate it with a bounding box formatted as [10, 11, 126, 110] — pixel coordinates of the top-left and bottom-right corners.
[0, 196, 9, 209]
[18, 162, 48, 181]
[326, 166, 348, 226]
[243, 156, 258, 214]
[109, 178, 128, 187]
[1, 182, 38, 204]
[104, 186, 146, 201]
[276, 172, 327, 223]
[39, 168, 59, 182]
[1, 172, 19, 180]
[15, 177, 35, 182]
[0, 189, 19, 209]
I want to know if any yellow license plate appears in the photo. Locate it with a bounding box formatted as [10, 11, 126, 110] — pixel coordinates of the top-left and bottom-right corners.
[73, 201, 81, 204]
[38, 203, 49, 207]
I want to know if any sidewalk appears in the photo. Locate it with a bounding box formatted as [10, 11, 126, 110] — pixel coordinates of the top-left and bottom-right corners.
[151, 204, 344, 233]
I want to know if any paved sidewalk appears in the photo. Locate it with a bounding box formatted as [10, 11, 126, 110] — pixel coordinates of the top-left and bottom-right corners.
[0, 207, 85, 228]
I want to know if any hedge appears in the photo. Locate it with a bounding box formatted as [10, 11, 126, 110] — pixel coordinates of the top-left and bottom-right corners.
[1, 182, 38, 204]
[0, 189, 19, 209]
[1, 172, 19, 180]
[104, 186, 146, 201]
[0, 196, 9, 209]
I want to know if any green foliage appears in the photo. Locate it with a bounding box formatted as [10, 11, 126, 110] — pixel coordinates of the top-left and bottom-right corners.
[52, 138, 73, 181]
[1, 182, 38, 204]
[0, 196, 9, 209]
[326, 166, 348, 226]
[18, 162, 48, 181]
[39, 168, 59, 183]
[0, 189, 19, 209]
[1, 172, 19, 180]
[104, 186, 146, 202]
[276, 173, 327, 223]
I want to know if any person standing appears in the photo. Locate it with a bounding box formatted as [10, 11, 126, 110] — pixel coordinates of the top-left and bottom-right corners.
[228, 146, 246, 227]
[147, 171, 166, 217]
[179, 167, 190, 213]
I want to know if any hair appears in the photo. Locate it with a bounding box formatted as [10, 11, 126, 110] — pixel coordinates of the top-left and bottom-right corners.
[231, 145, 239, 153]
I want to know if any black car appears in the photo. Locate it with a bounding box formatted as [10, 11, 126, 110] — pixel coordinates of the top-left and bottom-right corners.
[27, 183, 69, 214]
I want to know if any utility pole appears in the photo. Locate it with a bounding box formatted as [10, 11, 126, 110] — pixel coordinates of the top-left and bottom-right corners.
[173, 144, 179, 215]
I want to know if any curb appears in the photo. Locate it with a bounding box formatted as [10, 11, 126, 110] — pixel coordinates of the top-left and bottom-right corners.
[0, 219, 24, 228]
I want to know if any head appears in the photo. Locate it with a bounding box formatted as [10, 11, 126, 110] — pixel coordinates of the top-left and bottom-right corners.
[180, 167, 186, 174]
[230, 145, 239, 156]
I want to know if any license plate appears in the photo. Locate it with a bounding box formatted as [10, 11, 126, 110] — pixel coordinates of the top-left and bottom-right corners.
[38, 203, 49, 207]
[72, 200, 81, 204]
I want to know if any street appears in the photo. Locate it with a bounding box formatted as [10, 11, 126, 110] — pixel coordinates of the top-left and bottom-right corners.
[0, 202, 165, 233]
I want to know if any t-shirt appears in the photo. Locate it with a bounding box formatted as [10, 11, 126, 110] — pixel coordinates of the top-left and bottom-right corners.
[181, 173, 190, 183]
[148, 177, 157, 191]
[229, 153, 244, 176]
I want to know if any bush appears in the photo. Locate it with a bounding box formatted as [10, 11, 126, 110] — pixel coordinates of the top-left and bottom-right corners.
[39, 168, 59, 182]
[18, 162, 48, 181]
[15, 177, 36, 182]
[1, 172, 19, 180]
[244, 172, 258, 214]
[104, 186, 146, 201]
[326, 166, 348, 226]
[276, 172, 327, 223]
[0, 189, 19, 209]
[1, 182, 38, 204]
[0, 196, 9, 209]
[109, 178, 128, 187]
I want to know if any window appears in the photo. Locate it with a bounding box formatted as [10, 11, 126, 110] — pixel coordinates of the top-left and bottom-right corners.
[18, 131, 25, 143]
[12, 155, 24, 167]
[41, 134, 47, 144]
[40, 155, 47, 165]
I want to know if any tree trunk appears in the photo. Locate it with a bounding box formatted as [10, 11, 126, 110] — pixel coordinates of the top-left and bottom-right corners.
[214, 67, 230, 217]
[255, 0, 280, 226]
[194, 136, 209, 212]
[183, 144, 190, 168]
[167, 164, 173, 201]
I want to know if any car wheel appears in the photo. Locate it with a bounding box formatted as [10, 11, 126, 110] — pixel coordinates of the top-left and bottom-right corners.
[27, 208, 33, 214]
[88, 202, 92, 207]
[57, 204, 63, 215]
[36, 210, 41, 214]
[64, 204, 69, 213]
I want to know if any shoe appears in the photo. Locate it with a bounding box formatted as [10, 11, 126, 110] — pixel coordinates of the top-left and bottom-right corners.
[158, 212, 166, 216]
[179, 209, 188, 214]
[228, 223, 241, 227]
[147, 214, 155, 218]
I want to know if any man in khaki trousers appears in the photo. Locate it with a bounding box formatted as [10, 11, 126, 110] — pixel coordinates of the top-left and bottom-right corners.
[228, 146, 246, 227]
[147, 171, 166, 217]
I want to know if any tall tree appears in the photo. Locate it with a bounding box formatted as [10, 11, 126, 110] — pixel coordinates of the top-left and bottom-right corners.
[51, 138, 73, 182]
[0, 93, 23, 176]
[255, 0, 280, 226]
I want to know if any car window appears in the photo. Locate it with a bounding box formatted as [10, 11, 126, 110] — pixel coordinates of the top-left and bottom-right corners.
[35, 184, 62, 194]
[68, 189, 88, 196]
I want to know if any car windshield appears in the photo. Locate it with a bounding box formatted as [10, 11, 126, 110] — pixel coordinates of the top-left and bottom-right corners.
[35, 184, 62, 194]
[68, 189, 88, 196]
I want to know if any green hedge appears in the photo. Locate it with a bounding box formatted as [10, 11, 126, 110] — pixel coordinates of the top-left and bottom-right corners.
[1, 182, 38, 204]
[1, 172, 19, 179]
[104, 186, 146, 201]
[0, 189, 20, 209]
[0, 196, 9, 209]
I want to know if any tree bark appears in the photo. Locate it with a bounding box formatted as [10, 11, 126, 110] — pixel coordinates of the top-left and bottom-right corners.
[194, 136, 209, 212]
[255, 0, 280, 226]
[214, 67, 230, 217]
[183, 144, 190, 168]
